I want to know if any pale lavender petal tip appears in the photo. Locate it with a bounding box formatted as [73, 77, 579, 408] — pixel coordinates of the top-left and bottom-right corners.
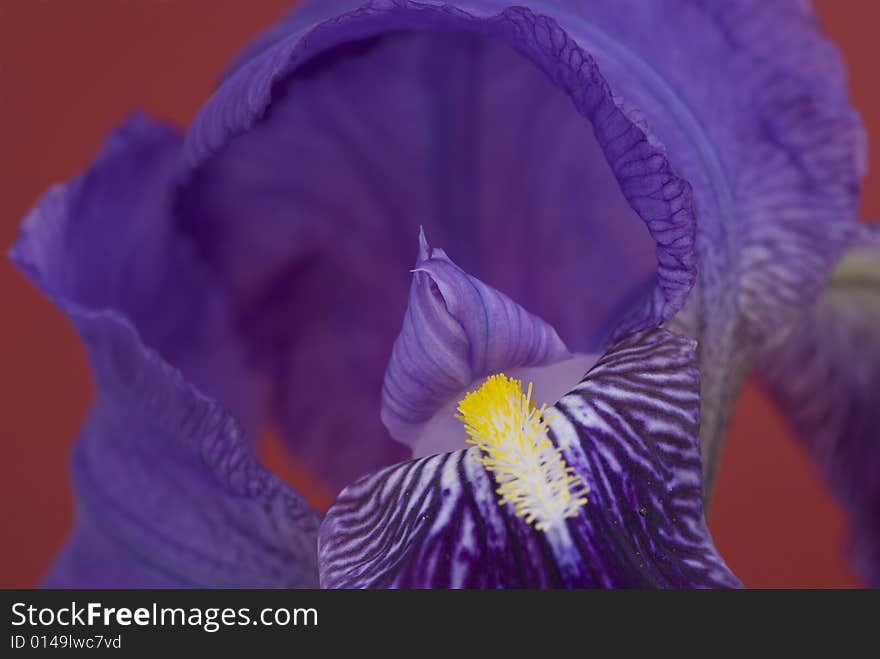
[380, 229, 571, 448]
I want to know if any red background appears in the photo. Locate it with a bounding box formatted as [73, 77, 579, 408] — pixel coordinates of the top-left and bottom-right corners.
[0, 1, 875, 588]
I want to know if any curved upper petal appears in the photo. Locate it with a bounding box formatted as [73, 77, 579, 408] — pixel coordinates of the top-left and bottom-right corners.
[758, 223, 880, 586]
[319, 328, 739, 588]
[199, 0, 865, 343]
[176, 1, 704, 490]
[184, 2, 697, 337]
[9, 115, 319, 587]
[174, 0, 864, 491]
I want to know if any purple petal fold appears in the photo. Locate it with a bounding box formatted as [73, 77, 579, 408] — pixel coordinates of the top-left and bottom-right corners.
[381, 229, 571, 448]
[547, 0, 865, 484]
[758, 223, 880, 586]
[10, 115, 319, 587]
[319, 328, 739, 588]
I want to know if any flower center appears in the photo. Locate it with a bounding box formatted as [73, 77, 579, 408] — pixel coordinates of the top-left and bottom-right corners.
[456, 374, 588, 531]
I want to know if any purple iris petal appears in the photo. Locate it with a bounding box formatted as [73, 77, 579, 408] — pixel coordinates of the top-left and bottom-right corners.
[10, 115, 319, 587]
[177, 1, 703, 490]
[758, 223, 880, 586]
[177, 0, 864, 492]
[320, 328, 739, 588]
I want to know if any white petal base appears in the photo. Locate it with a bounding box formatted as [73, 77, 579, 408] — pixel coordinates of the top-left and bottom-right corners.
[410, 352, 599, 458]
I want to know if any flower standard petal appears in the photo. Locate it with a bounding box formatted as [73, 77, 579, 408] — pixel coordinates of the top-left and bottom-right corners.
[178, 0, 864, 491]
[319, 328, 739, 588]
[178, 3, 700, 488]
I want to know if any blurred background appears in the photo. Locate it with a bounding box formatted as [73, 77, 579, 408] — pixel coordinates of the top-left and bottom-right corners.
[1, 0, 876, 588]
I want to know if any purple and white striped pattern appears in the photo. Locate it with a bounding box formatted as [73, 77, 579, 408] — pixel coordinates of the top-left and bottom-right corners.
[318, 328, 739, 588]
[549, 329, 739, 587]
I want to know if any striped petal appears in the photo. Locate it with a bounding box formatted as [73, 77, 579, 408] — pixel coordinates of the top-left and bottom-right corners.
[758, 224, 880, 586]
[319, 328, 739, 588]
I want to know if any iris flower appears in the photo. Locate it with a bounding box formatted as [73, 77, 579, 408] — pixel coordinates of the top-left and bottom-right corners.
[10, 0, 873, 588]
